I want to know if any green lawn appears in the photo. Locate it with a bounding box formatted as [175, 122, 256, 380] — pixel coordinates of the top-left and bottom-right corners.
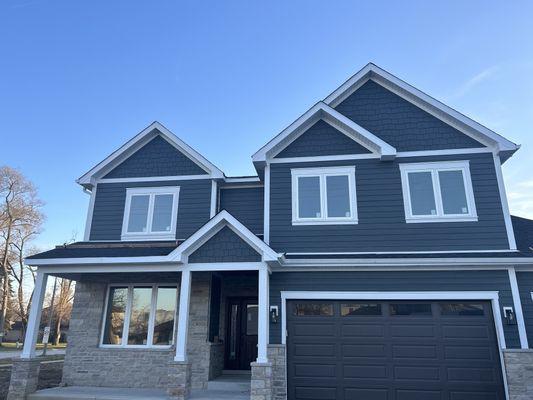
[0, 342, 67, 352]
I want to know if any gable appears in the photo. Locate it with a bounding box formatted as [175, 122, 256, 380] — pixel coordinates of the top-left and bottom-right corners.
[335, 80, 484, 152]
[188, 226, 261, 263]
[275, 119, 372, 158]
[103, 133, 208, 178]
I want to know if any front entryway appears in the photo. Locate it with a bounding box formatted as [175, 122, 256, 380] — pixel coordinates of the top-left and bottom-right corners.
[286, 300, 506, 400]
[225, 297, 258, 370]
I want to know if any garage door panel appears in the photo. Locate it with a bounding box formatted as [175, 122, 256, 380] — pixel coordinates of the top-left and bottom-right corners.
[287, 300, 505, 400]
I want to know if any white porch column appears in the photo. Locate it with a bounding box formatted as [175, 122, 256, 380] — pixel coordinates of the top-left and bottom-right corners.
[257, 266, 270, 363]
[21, 270, 48, 359]
[175, 269, 192, 362]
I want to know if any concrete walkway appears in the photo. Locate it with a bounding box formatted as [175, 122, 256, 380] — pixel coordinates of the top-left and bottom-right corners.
[28, 386, 170, 400]
[0, 348, 65, 359]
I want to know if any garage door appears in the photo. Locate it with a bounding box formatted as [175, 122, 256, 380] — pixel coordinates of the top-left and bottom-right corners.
[287, 300, 505, 400]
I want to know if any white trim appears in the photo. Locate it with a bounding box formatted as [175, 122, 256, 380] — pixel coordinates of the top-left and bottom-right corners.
[224, 176, 261, 183]
[279, 290, 508, 399]
[281, 257, 533, 267]
[175, 269, 191, 361]
[210, 180, 217, 218]
[169, 210, 280, 263]
[252, 102, 396, 163]
[508, 267, 528, 348]
[399, 160, 478, 223]
[21, 271, 48, 359]
[493, 153, 517, 250]
[187, 262, 265, 272]
[98, 175, 211, 184]
[27, 257, 177, 267]
[83, 185, 97, 241]
[121, 186, 180, 241]
[323, 63, 518, 153]
[397, 148, 492, 158]
[291, 166, 358, 225]
[264, 164, 270, 245]
[99, 283, 178, 349]
[257, 268, 269, 363]
[270, 153, 378, 164]
[286, 249, 517, 256]
[221, 184, 264, 189]
[77, 121, 224, 186]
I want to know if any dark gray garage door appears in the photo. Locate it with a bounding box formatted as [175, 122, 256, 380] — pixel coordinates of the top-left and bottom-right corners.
[287, 300, 505, 400]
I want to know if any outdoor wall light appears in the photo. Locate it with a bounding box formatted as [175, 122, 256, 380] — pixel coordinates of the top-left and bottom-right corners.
[270, 306, 279, 323]
[503, 307, 516, 325]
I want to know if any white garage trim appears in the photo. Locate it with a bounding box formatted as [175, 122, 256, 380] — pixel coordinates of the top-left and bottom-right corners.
[280, 290, 509, 400]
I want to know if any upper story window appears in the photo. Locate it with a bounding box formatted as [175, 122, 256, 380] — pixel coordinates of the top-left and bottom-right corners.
[291, 166, 358, 225]
[399, 161, 478, 223]
[121, 187, 180, 241]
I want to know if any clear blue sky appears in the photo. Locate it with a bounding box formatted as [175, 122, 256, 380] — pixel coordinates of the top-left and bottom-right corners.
[1, 0, 532, 250]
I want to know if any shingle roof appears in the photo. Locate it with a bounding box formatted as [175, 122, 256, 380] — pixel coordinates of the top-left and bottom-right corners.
[512, 215, 533, 253]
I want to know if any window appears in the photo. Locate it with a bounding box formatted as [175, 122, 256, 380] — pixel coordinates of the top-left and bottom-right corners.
[101, 284, 178, 348]
[390, 303, 432, 316]
[293, 303, 334, 316]
[121, 187, 180, 240]
[440, 303, 484, 316]
[399, 161, 477, 223]
[341, 303, 382, 316]
[291, 167, 357, 225]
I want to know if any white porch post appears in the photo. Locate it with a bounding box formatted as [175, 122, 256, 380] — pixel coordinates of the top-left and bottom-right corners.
[175, 269, 192, 362]
[21, 270, 48, 359]
[257, 266, 269, 363]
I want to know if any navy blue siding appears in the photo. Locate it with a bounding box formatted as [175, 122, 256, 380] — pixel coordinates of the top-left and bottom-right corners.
[269, 270, 520, 348]
[275, 120, 371, 158]
[104, 134, 207, 178]
[335, 80, 484, 151]
[90, 179, 212, 240]
[189, 226, 261, 263]
[270, 153, 509, 252]
[219, 187, 264, 234]
[516, 272, 533, 348]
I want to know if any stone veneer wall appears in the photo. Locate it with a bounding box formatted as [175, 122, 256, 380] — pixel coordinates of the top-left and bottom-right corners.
[268, 345, 287, 400]
[62, 272, 213, 390]
[2, 360, 63, 400]
[503, 349, 533, 400]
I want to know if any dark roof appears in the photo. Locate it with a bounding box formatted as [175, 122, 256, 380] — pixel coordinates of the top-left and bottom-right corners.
[26, 241, 179, 260]
[512, 215, 533, 253]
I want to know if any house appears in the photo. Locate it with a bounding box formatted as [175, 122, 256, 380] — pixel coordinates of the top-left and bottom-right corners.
[9, 63, 533, 400]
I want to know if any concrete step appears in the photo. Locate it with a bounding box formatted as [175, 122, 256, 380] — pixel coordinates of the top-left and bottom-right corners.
[28, 386, 169, 400]
[190, 389, 250, 400]
[207, 373, 251, 392]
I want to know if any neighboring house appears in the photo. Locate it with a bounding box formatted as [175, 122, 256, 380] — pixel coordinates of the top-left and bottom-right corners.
[10, 63, 533, 400]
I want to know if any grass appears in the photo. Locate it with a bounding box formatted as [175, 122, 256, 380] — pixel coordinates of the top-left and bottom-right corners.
[0, 342, 67, 352]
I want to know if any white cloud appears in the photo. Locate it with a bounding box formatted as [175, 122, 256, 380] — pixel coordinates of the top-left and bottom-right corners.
[508, 179, 533, 219]
[452, 65, 501, 99]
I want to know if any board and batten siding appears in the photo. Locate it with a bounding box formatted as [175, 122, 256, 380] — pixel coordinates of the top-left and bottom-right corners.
[269, 152, 509, 253]
[516, 271, 533, 348]
[219, 186, 264, 235]
[268, 270, 520, 348]
[90, 179, 212, 241]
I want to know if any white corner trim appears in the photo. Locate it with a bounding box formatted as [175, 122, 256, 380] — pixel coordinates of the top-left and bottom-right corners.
[83, 185, 97, 241]
[210, 180, 217, 218]
[77, 121, 224, 186]
[120, 186, 180, 241]
[399, 160, 478, 223]
[508, 267, 529, 349]
[252, 102, 396, 163]
[290, 166, 358, 225]
[493, 153, 517, 250]
[169, 210, 280, 263]
[263, 164, 270, 245]
[323, 63, 518, 153]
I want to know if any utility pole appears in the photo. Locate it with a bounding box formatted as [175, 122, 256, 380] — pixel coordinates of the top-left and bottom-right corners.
[42, 277, 57, 356]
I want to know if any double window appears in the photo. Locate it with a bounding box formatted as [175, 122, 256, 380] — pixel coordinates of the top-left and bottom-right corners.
[291, 166, 357, 225]
[101, 284, 178, 348]
[121, 187, 180, 240]
[400, 161, 477, 223]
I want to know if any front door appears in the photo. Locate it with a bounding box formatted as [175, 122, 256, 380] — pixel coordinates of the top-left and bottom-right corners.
[225, 297, 258, 370]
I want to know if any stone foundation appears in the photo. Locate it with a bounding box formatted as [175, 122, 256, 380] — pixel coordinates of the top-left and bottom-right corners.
[251, 362, 273, 400]
[167, 361, 191, 400]
[268, 345, 287, 400]
[504, 349, 533, 400]
[7, 358, 40, 400]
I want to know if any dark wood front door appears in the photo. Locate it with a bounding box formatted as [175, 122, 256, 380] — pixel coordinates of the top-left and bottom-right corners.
[225, 297, 258, 370]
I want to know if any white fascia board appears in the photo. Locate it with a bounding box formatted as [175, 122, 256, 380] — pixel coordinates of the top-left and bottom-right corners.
[324, 63, 519, 153]
[252, 102, 396, 163]
[26, 255, 174, 267]
[169, 210, 281, 263]
[77, 121, 224, 186]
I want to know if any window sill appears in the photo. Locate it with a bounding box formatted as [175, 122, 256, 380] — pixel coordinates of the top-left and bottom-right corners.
[120, 233, 176, 241]
[405, 216, 478, 224]
[292, 219, 359, 226]
[99, 345, 173, 350]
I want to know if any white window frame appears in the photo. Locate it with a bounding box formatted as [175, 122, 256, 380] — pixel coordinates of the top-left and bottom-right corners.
[121, 186, 180, 241]
[291, 166, 358, 225]
[399, 161, 478, 223]
[100, 283, 179, 349]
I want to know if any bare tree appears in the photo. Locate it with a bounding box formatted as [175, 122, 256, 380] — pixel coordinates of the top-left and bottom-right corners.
[0, 166, 44, 345]
[53, 278, 74, 345]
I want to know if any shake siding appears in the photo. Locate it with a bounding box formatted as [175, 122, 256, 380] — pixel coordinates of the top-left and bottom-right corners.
[268, 270, 520, 348]
[219, 187, 264, 234]
[90, 179, 212, 240]
[269, 152, 509, 253]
